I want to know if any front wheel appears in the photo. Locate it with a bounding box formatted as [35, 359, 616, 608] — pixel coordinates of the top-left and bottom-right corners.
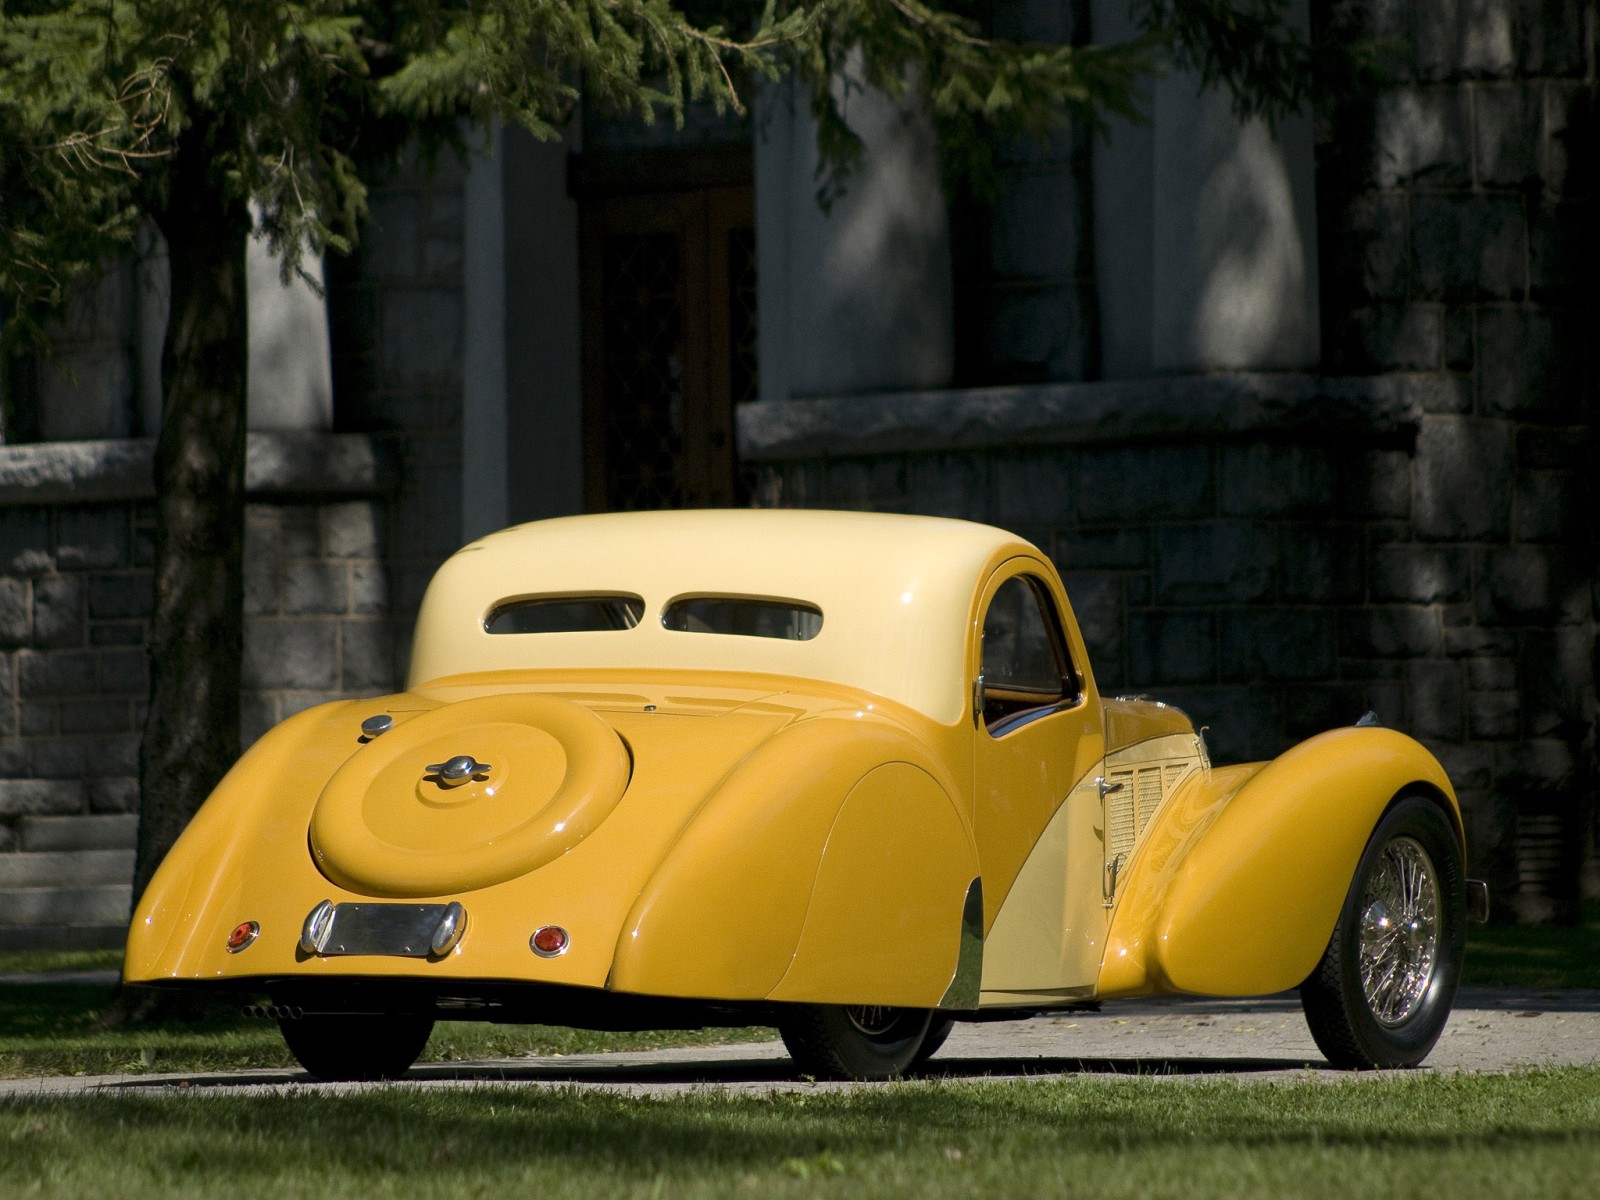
[279, 1012, 435, 1081]
[778, 1005, 934, 1080]
[1300, 795, 1465, 1068]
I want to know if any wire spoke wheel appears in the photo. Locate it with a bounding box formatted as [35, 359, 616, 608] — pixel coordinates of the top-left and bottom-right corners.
[779, 1004, 934, 1080]
[844, 1006, 899, 1036]
[1357, 837, 1440, 1025]
[1300, 795, 1465, 1069]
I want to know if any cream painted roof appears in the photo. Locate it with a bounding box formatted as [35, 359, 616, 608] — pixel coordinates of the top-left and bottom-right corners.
[407, 509, 1042, 725]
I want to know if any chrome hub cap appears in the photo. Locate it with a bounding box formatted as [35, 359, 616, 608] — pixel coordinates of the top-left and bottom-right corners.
[1358, 836, 1440, 1026]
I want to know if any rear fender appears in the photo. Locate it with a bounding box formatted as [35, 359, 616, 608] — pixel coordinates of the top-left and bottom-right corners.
[766, 761, 975, 1007]
[124, 700, 367, 980]
[1098, 727, 1460, 998]
[610, 719, 973, 1003]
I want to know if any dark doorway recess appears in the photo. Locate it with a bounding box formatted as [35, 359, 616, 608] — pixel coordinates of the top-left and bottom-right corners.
[576, 149, 756, 512]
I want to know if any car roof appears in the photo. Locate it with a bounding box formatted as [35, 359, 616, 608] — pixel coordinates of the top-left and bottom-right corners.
[407, 509, 1043, 724]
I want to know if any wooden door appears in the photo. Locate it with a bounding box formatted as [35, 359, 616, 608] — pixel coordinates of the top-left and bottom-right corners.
[580, 185, 755, 511]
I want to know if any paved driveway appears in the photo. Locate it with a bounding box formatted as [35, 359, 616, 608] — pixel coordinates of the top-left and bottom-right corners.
[3, 987, 1596, 1099]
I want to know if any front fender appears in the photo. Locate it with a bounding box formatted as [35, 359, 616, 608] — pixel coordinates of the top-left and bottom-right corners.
[1098, 727, 1459, 998]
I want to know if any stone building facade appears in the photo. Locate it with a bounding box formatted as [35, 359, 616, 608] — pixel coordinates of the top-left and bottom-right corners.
[0, 159, 470, 948]
[0, 1, 1593, 947]
[1311, 0, 1597, 917]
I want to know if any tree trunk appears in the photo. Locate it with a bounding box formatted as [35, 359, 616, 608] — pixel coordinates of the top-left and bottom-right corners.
[130, 142, 252, 908]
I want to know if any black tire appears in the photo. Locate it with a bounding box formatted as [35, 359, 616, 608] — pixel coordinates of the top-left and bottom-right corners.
[912, 1015, 956, 1066]
[778, 1005, 933, 1080]
[279, 1013, 435, 1081]
[1300, 795, 1465, 1069]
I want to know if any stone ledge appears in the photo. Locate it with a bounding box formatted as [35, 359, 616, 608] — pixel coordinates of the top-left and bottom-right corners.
[737, 373, 1444, 461]
[0, 432, 396, 506]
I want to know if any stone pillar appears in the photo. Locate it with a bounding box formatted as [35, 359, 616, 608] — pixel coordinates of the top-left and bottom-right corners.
[755, 67, 953, 402]
[501, 123, 584, 523]
[135, 218, 336, 433]
[462, 122, 509, 541]
[1313, 0, 1598, 918]
[244, 230, 335, 431]
[1092, 0, 1320, 376]
[1149, 77, 1321, 371]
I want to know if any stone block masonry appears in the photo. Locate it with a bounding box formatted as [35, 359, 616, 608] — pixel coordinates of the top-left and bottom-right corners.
[748, 394, 1444, 766]
[0, 434, 406, 947]
[239, 498, 405, 744]
[1311, 0, 1598, 921]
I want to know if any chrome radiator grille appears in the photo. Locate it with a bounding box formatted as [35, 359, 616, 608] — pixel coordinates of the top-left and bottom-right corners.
[1106, 761, 1194, 863]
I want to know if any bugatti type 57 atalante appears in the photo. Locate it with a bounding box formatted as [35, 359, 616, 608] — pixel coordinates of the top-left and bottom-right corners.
[125, 510, 1483, 1078]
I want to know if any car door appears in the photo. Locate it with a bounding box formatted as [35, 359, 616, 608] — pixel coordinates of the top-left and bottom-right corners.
[969, 563, 1113, 1001]
[969, 566, 1100, 925]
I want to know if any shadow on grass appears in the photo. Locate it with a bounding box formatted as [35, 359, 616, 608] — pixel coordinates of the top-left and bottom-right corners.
[1465, 902, 1600, 990]
[89, 1049, 1332, 1093]
[7, 1066, 1600, 1196]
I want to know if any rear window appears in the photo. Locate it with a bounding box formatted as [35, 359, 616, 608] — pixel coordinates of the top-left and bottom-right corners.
[662, 596, 822, 641]
[485, 595, 644, 634]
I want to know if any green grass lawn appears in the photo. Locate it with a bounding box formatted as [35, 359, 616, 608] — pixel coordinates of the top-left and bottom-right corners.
[2, 1070, 1598, 1198]
[1461, 903, 1600, 990]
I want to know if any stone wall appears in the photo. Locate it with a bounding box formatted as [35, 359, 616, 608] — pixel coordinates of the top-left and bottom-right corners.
[0, 435, 400, 948]
[240, 497, 401, 744]
[0, 499, 149, 820]
[1312, 0, 1599, 917]
[0, 488, 401, 798]
[746, 3, 1598, 923]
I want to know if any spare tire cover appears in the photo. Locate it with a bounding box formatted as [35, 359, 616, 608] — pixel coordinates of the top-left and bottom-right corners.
[309, 694, 630, 897]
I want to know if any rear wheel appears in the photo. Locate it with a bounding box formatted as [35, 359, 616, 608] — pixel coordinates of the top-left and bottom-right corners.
[279, 1013, 435, 1081]
[913, 1015, 956, 1066]
[1300, 795, 1465, 1068]
[779, 1004, 933, 1080]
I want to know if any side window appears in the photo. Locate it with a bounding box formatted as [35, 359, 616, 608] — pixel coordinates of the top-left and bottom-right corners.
[980, 575, 1077, 733]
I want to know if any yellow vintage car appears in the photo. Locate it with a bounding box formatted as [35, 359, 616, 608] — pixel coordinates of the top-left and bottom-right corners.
[124, 510, 1485, 1079]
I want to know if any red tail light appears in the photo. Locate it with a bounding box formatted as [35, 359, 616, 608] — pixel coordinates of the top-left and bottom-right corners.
[530, 925, 569, 957]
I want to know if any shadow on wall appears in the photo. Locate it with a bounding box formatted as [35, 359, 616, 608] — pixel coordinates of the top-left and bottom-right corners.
[1151, 76, 1320, 372]
[757, 61, 953, 403]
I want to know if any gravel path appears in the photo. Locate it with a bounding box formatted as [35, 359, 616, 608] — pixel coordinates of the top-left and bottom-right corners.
[3, 986, 1596, 1099]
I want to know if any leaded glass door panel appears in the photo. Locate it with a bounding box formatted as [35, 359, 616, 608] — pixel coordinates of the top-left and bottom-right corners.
[580, 186, 754, 511]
